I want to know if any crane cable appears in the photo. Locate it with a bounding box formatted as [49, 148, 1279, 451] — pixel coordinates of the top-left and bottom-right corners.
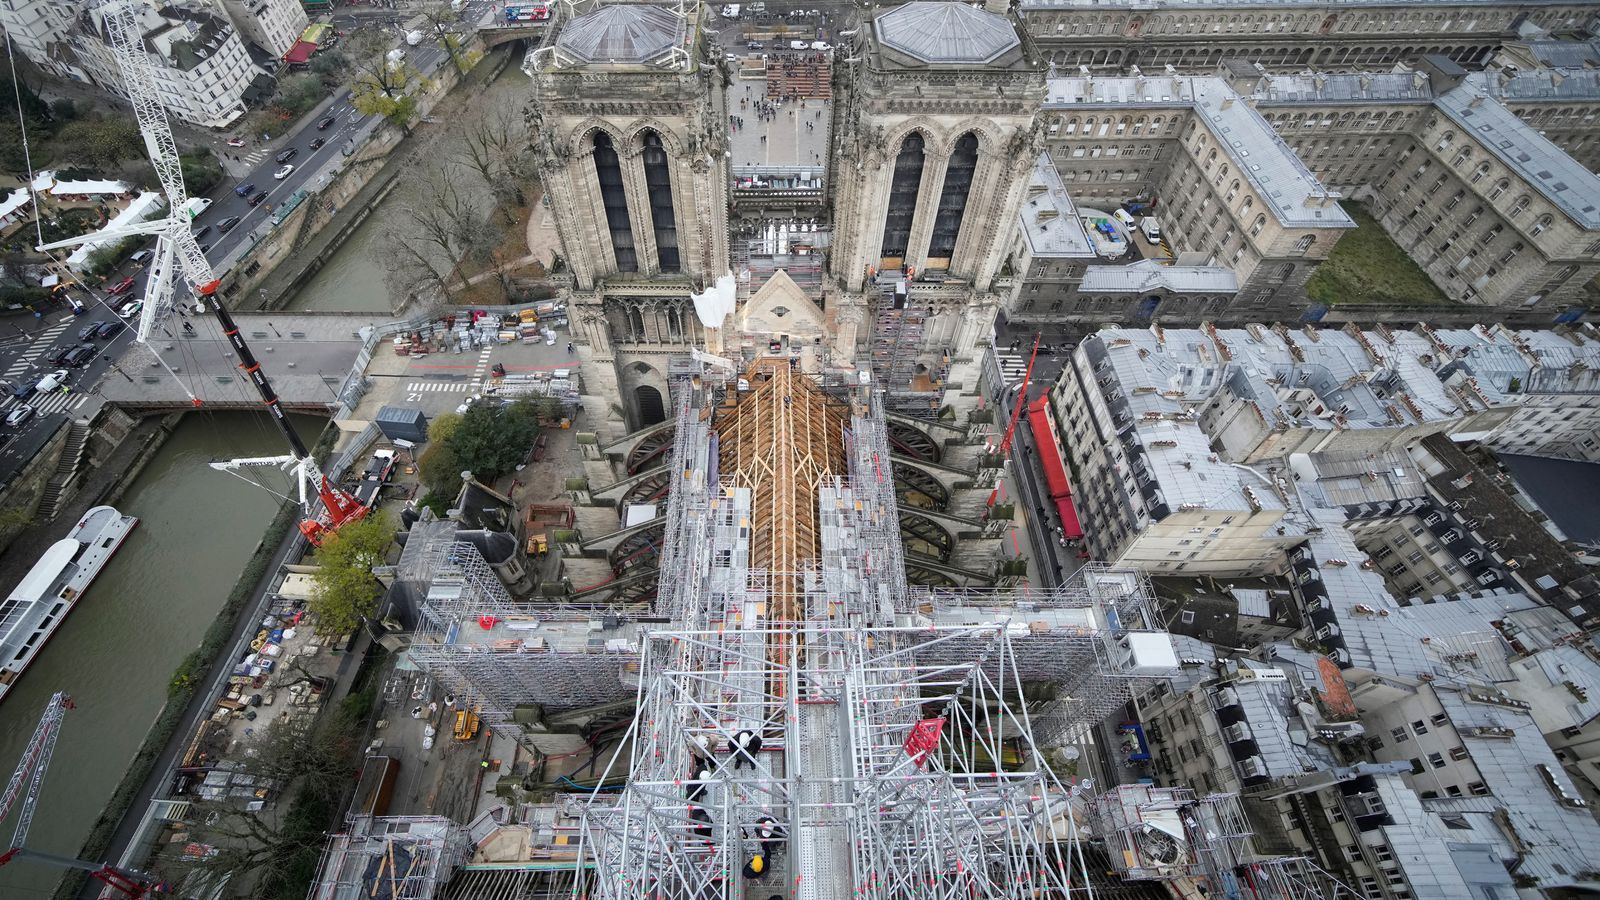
[4, 29, 213, 414]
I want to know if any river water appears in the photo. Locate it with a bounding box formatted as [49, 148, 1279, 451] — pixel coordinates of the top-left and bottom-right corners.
[284, 55, 529, 314]
[0, 412, 322, 899]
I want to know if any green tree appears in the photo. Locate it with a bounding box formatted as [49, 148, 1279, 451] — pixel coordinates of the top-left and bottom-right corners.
[272, 73, 327, 117]
[416, 412, 463, 499]
[307, 513, 393, 636]
[449, 400, 540, 481]
[53, 117, 142, 169]
[179, 151, 224, 195]
[351, 85, 420, 130]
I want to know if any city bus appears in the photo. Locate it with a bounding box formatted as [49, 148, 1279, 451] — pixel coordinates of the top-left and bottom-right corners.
[505, 4, 551, 22]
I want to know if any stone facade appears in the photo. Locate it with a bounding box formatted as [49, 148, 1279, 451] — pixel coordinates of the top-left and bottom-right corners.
[1017, 0, 1600, 72]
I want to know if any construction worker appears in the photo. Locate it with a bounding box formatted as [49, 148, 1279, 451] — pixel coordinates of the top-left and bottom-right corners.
[742, 853, 766, 880]
[688, 806, 713, 840]
[729, 726, 762, 770]
[687, 759, 713, 802]
[755, 816, 783, 859]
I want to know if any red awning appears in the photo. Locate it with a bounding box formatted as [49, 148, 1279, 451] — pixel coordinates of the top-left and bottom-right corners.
[1027, 398, 1073, 501]
[1055, 497, 1084, 540]
[283, 40, 317, 64]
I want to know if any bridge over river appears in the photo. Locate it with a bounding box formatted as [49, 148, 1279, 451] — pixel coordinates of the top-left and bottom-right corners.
[100, 314, 389, 414]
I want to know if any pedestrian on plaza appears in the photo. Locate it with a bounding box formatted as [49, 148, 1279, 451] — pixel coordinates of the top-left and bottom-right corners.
[566, 341, 574, 354]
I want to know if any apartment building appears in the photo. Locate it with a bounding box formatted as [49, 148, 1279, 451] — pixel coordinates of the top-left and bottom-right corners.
[1016, 0, 1599, 73]
[1034, 74, 1354, 321]
[214, 0, 306, 58]
[0, 0, 86, 81]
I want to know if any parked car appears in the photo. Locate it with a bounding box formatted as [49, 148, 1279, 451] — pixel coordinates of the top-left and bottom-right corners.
[217, 215, 242, 233]
[119, 300, 143, 320]
[273, 164, 295, 180]
[62, 344, 96, 368]
[94, 321, 124, 340]
[192, 224, 212, 240]
[248, 191, 270, 207]
[226, 137, 246, 147]
[309, 137, 326, 150]
[48, 345, 75, 365]
[129, 249, 153, 265]
[275, 148, 298, 164]
[317, 116, 336, 130]
[105, 276, 136, 296]
[234, 182, 257, 197]
[77, 322, 101, 341]
[5, 406, 35, 427]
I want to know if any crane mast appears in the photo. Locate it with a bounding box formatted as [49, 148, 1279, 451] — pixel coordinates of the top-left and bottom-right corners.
[36, 1, 366, 545]
[0, 693, 164, 897]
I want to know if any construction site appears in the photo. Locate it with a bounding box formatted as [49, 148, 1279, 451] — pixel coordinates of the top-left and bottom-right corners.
[295, 359, 1375, 900]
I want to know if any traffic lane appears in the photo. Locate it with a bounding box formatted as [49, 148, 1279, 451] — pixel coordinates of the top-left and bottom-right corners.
[204, 99, 370, 261]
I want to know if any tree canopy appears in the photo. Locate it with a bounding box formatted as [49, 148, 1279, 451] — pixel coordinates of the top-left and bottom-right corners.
[450, 400, 541, 481]
[307, 512, 393, 636]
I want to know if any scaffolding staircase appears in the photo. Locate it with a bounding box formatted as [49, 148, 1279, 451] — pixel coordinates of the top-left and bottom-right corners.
[870, 277, 946, 418]
[37, 420, 91, 521]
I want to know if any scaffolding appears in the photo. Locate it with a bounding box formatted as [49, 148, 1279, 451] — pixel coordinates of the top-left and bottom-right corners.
[309, 816, 470, 900]
[400, 371, 1187, 899]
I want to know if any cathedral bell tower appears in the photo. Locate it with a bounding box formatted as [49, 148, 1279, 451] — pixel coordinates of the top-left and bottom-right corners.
[526, 1, 730, 437]
[827, 1, 1045, 416]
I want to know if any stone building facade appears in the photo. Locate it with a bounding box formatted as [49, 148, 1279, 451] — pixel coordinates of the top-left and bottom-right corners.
[1016, 0, 1600, 72]
[525, 3, 731, 437]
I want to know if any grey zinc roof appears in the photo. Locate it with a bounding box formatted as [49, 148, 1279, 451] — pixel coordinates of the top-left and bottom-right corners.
[1429, 689, 1600, 889]
[555, 4, 681, 65]
[1021, 154, 1095, 258]
[1436, 75, 1600, 230]
[1493, 67, 1600, 102]
[1079, 260, 1239, 294]
[874, 1, 1020, 65]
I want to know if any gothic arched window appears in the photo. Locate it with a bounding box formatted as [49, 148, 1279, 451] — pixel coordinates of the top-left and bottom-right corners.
[639, 130, 680, 273]
[927, 132, 979, 264]
[592, 132, 636, 272]
[880, 132, 926, 264]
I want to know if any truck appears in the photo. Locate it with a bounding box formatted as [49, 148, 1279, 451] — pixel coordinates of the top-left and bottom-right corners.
[1140, 216, 1162, 244]
[350, 756, 399, 818]
[181, 197, 211, 220]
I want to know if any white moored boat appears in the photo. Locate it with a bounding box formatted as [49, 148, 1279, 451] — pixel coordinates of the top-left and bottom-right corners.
[0, 506, 138, 704]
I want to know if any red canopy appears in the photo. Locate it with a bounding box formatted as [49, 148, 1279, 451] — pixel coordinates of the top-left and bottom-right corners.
[283, 40, 317, 64]
[1028, 398, 1084, 539]
[1054, 497, 1084, 541]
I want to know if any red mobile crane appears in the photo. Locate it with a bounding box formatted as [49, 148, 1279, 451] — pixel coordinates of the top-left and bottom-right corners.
[35, 1, 366, 546]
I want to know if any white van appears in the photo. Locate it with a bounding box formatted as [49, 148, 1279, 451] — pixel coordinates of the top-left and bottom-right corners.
[1112, 208, 1137, 229]
[182, 197, 211, 220]
[1140, 216, 1162, 244]
[36, 369, 68, 393]
[721, 4, 741, 18]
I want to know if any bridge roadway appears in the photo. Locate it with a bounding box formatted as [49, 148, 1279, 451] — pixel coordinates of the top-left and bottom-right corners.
[99, 313, 386, 413]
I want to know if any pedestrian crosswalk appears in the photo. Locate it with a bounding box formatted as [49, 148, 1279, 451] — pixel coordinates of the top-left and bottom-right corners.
[0, 390, 90, 416]
[995, 352, 1029, 385]
[3, 322, 70, 379]
[406, 382, 479, 393]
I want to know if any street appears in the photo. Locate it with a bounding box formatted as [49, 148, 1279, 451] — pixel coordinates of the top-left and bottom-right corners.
[0, 26, 463, 488]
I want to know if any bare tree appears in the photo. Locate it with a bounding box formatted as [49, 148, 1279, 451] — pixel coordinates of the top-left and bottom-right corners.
[456, 105, 535, 224]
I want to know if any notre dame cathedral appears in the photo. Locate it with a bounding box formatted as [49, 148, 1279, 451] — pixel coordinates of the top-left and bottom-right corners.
[524, 0, 1046, 438]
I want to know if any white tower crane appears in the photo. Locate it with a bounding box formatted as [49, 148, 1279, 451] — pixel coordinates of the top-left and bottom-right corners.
[35, 0, 215, 342]
[0, 693, 164, 897]
[33, 0, 367, 546]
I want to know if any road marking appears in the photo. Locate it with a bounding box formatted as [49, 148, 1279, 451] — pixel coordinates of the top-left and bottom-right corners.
[405, 382, 476, 393]
[29, 392, 87, 415]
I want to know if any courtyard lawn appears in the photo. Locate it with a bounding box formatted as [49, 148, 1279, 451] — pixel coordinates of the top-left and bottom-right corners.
[1305, 201, 1454, 307]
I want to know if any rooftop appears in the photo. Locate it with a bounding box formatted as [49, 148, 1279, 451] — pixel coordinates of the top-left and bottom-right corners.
[1427, 689, 1600, 890]
[1019, 154, 1095, 258]
[553, 3, 683, 66]
[1080, 259, 1239, 294]
[1043, 76, 1352, 229]
[1438, 74, 1600, 230]
[874, 1, 1020, 66]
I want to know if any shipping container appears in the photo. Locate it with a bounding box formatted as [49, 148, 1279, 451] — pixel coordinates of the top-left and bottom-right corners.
[350, 756, 400, 819]
[375, 406, 429, 444]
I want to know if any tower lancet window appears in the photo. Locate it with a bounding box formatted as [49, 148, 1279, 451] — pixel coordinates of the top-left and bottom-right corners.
[880, 132, 926, 267]
[593, 131, 637, 273]
[927, 132, 980, 266]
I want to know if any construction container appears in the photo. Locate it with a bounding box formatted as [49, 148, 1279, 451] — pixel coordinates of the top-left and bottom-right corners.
[375, 406, 429, 444]
[350, 756, 400, 818]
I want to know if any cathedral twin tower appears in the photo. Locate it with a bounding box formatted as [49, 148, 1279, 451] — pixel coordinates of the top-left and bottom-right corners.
[527, 0, 1047, 435]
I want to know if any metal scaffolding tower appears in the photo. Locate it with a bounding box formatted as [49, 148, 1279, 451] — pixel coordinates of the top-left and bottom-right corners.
[402, 369, 1188, 899]
[309, 816, 470, 900]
